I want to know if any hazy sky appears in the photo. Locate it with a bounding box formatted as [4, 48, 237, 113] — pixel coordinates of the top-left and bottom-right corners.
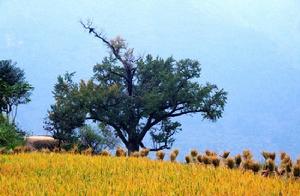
[1, 0, 300, 157]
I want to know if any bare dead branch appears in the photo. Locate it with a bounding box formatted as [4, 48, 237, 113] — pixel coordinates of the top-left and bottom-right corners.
[80, 20, 131, 70]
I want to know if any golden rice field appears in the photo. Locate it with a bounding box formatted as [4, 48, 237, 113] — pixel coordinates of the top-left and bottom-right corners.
[1, 153, 300, 195]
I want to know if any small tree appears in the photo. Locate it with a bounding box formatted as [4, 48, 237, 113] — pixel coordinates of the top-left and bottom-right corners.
[44, 72, 86, 148]
[0, 60, 33, 124]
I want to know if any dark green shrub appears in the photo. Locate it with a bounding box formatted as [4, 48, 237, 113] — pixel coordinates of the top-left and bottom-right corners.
[0, 115, 24, 149]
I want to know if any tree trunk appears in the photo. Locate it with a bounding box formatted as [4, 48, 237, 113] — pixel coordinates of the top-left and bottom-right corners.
[58, 139, 62, 150]
[127, 140, 140, 155]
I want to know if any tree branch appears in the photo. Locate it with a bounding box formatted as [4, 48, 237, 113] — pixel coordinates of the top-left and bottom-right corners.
[109, 69, 126, 79]
[85, 116, 128, 146]
[80, 20, 135, 97]
[138, 104, 180, 141]
[138, 105, 205, 142]
[169, 109, 205, 118]
[139, 141, 171, 151]
[80, 21, 130, 70]
[110, 125, 128, 146]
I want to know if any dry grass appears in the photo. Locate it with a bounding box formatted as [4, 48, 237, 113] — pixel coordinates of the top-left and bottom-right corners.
[211, 156, 220, 167]
[262, 151, 276, 161]
[115, 147, 126, 157]
[235, 154, 242, 167]
[225, 157, 235, 169]
[221, 151, 230, 159]
[173, 149, 179, 156]
[82, 147, 93, 156]
[100, 150, 111, 156]
[139, 148, 150, 157]
[130, 151, 140, 158]
[185, 155, 191, 164]
[0, 153, 300, 195]
[156, 150, 165, 161]
[170, 150, 178, 162]
[242, 149, 253, 160]
[190, 149, 198, 157]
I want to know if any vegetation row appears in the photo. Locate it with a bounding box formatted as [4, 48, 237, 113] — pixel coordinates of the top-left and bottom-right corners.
[1, 146, 300, 180]
[1, 153, 300, 195]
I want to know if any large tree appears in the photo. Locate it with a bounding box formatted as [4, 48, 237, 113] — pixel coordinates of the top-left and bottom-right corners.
[46, 22, 227, 153]
[78, 21, 227, 153]
[0, 60, 33, 124]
